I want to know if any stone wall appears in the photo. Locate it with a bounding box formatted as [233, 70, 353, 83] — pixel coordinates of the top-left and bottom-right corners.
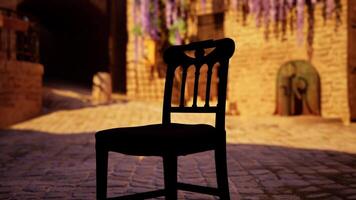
[0, 61, 44, 128]
[126, 0, 349, 122]
[225, 0, 349, 120]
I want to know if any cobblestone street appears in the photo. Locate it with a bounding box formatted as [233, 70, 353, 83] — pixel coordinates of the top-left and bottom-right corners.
[1, 86, 356, 199]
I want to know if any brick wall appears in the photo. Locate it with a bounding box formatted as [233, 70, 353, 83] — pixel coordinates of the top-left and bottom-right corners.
[0, 1, 44, 128]
[126, 1, 165, 102]
[126, 0, 349, 122]
[0, 60, 44, 128]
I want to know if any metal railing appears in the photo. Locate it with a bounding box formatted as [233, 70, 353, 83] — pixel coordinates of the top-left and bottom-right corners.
[0, 7, 39, 62]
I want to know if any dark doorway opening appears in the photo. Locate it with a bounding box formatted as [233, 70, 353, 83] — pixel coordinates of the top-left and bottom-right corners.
[17, 0, 109, 87]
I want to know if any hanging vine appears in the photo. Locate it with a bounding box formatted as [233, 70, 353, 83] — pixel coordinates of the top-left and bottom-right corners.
[232, 0, 342, 59]
[132, 0, 189, 60]
[132, 0, 342, 61]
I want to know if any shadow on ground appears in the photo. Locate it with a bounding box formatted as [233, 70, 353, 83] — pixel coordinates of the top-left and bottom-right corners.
[0, 129, 355, 199]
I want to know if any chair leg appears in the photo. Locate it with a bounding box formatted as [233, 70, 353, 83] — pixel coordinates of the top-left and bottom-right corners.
[215, 146, 230, 200]
[163, 155, 178, 200]
[96, 147, 108, 200]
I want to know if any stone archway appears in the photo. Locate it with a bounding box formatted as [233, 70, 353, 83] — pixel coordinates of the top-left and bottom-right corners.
[17, 0, 109, 85]
[275, 60, 321, 116]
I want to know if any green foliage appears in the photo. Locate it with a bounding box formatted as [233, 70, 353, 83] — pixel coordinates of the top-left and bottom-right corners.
[132, 25, 142, 36]
[168, 18, 187, 45]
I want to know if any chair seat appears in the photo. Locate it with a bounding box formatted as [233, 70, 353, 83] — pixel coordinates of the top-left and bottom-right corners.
[95, 123, 221, 156]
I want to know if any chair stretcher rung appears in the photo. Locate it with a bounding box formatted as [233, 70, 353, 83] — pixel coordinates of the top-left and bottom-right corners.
[107, 189, 165, 200]
[177, 182, 220, 196]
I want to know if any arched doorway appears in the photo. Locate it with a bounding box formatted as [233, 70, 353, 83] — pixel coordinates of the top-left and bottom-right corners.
[275, 60, 321, 116]
[17, 0, 109, 86]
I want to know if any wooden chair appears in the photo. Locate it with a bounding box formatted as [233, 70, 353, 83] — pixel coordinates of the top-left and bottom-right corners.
[96, 38, 235, 200]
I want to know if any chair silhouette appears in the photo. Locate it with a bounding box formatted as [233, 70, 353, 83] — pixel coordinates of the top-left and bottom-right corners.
[96, 38, 235, 200]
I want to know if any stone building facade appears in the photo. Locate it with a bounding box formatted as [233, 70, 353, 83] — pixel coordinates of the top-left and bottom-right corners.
[126, 0, 355, 124]
[1, 0, 354, 125]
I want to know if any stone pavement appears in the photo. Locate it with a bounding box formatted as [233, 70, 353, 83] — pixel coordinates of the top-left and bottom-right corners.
[1, 85, 356, 199]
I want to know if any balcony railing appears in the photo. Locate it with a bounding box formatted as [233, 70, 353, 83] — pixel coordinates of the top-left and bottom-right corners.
[0, 7, 39, 63]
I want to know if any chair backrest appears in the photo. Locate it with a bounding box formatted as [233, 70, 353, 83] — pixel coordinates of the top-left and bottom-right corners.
[162, 38, 235, 130]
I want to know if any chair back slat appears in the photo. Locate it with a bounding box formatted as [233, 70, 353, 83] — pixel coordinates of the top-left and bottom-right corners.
[192, 65, 201, 108]
[162, 38, 235, 129]
[192, 48, 205, 107]
[204, 63, 214, 107]
[179, 66, 188, 107]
